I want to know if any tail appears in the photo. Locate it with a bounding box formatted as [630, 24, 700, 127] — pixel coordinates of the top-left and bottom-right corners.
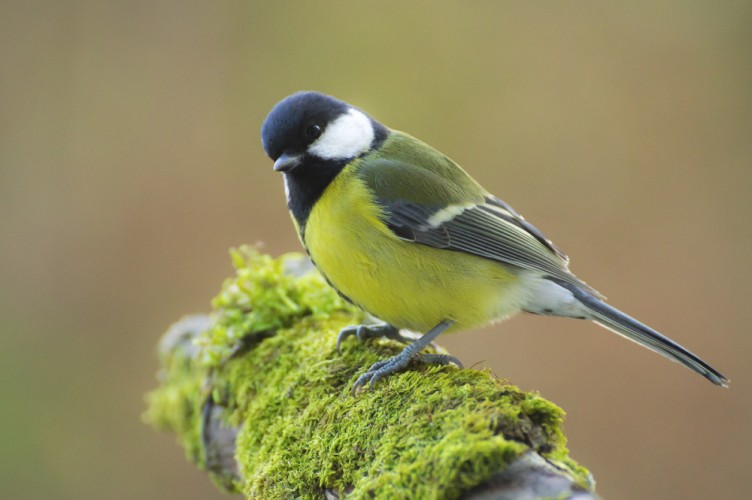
[557, 281, 730, 387]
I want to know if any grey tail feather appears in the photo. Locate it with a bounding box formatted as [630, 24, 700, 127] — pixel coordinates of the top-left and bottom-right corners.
[557, 281, 729, 387]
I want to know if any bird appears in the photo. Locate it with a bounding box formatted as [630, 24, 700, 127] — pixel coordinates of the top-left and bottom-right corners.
[260, 90, 729, 392]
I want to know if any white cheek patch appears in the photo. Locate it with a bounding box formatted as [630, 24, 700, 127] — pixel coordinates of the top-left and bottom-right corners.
[309, 108, 375, 160]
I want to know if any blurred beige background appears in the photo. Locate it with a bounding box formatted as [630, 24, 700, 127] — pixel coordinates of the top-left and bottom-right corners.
[1, 1, 750, 499]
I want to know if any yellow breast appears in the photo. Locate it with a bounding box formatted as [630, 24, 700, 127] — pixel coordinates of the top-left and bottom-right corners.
[302, 166, 521, 333]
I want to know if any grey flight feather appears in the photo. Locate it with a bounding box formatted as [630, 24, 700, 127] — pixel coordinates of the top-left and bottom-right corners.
[483, 195, 569, 263]
[354, 142, 598, 295]
[382, 198, 600, 296]
[558, 280, 729, 387]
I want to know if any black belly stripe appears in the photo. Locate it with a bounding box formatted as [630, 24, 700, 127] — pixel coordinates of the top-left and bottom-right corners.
[285, 157, 348, 231]
[284, 125, 388, 231]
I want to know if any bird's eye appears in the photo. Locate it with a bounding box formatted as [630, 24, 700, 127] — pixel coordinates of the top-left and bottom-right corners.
[305, 124, 322, 140]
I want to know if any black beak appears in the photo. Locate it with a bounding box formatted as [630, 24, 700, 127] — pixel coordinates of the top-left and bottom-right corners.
[273, 152, 303, 172]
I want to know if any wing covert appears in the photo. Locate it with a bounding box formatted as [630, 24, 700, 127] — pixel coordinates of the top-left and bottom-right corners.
[355, 134, 597, 294]
[383, 198, 592, 291]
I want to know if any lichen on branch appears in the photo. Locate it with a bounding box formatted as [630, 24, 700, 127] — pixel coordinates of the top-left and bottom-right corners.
[145, 247, 594, 498]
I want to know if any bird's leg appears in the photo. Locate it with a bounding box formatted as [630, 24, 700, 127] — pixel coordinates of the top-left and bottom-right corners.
[336, 323, 414, 353]
[351, 320, 459, 394]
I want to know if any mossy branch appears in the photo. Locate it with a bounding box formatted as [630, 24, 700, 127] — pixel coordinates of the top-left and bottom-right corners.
[144, 247, 597, 499]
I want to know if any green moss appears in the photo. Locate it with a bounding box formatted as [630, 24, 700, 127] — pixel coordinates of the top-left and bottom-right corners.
[144, 314, 211, 469]
[199, 247, 365, 367]
[145, 247, 592, 498]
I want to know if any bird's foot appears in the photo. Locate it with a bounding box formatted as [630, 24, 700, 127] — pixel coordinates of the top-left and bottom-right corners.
[351, 352, 463, 394]
[346, 320, 457, 394]
[420, 353, 464, 368]
[336, 323, 411, 353]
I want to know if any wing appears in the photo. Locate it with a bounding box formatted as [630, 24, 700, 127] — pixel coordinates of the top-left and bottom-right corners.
[356, 133, 597, 294]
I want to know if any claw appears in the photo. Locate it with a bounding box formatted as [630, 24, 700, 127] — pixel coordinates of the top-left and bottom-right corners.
[352, 356, 409, 394]
[351, 351, 463, 395]
[336, 325, 358, 353]
[336, 323, 408, 353]
[349, 320, 458, 394]
[420, 353, 464, 368]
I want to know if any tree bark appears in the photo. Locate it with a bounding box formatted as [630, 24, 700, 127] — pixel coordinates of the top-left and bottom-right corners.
[144, 248, 597, 499]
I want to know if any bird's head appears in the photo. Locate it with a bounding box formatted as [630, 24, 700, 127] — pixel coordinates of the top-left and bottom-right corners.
[261, 91, 387, 173]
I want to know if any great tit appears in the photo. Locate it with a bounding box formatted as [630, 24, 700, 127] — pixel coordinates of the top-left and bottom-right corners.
[261, 91, 728, 391]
